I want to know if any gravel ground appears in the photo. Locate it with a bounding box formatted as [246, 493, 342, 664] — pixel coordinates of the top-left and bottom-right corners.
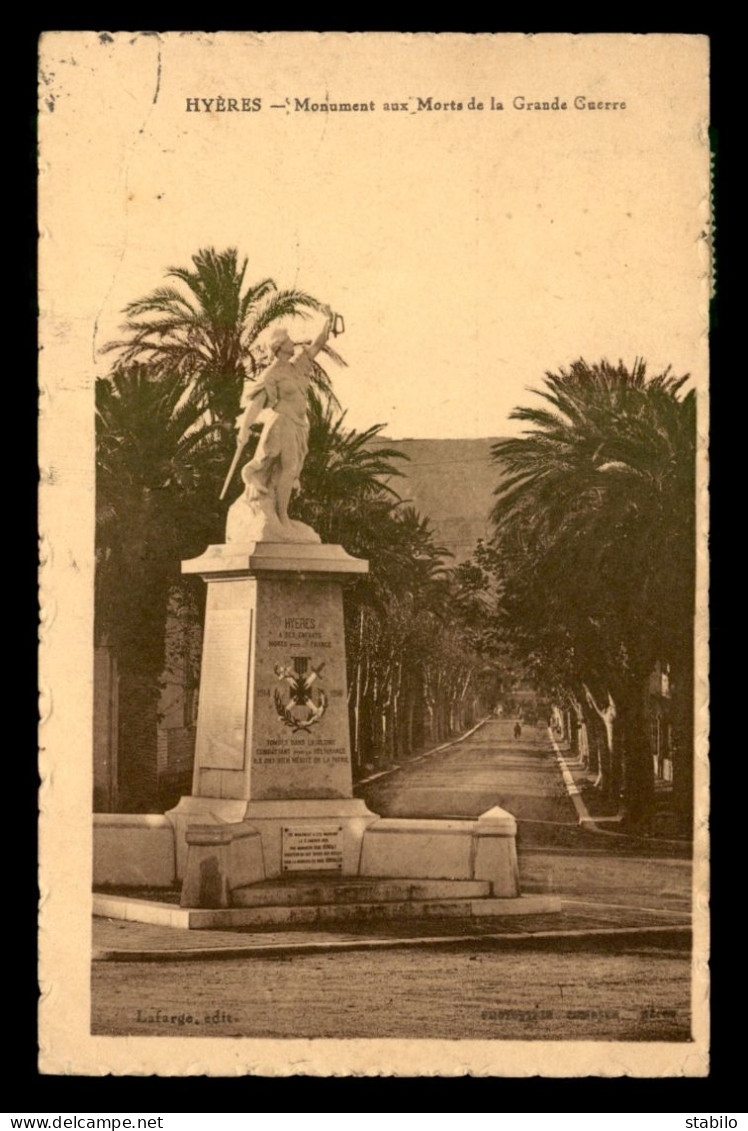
[91, 945, 691, 1041]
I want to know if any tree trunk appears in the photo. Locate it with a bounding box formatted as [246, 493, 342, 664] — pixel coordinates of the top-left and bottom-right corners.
[584, 683, 617, 803]
[116, 661, 160, 812]
[392, 660, 403, 757]
[618, 677, 656, 829]
[351, 607, 366, 772]
[671, 652, 694, 836]
[589, 714, 607, 790]
[406, 686, 416, 756]
[568, 690, 589, 768]
[423, 669, 435, 745]
[568, 701, 580, 757]
[583, 702, 599, 776]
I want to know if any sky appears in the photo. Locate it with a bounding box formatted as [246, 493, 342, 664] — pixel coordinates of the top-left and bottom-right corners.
[44, 32, 709, 440]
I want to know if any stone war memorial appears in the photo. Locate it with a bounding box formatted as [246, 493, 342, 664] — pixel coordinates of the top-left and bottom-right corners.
[93, 309, 558, 929]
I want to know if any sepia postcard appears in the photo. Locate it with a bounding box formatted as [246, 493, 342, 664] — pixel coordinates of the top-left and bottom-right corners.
[38, 31, 710, 1077]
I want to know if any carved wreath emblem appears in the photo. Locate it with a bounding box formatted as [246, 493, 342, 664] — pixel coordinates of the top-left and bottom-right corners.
[273, 657, 328, 733]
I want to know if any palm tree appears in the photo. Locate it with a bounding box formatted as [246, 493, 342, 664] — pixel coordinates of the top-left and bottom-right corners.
[102, 247, 343, 431]
[489, 358, 696, 827]
[96, 366, 224, 810]
[342, 507, 455, 769]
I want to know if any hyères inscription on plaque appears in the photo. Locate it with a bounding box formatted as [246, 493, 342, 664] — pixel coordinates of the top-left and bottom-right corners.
[249, 581, 354, 799]
[196, 608, 252, 769]
[282, 825, 344, 872]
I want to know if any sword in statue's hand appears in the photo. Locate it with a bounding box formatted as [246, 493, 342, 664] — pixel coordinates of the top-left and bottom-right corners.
[219, 379, 267, 501]
[219, 439, 248, 502]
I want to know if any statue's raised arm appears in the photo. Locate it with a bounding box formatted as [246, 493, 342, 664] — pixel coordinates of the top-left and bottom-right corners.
[302, 306, 333, 361]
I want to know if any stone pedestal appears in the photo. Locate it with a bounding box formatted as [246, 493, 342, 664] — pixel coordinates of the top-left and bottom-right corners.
[160, 540, 533, 921]
[179, 823, 265, 908]
[166, 542, 377, 878]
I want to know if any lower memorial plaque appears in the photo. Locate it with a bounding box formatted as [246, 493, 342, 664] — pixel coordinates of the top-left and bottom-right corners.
[282, 825, 344, 872]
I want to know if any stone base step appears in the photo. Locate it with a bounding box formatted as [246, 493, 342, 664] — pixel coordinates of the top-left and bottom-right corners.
[231, 876, 491, 908]
[92, 891, 562, 931]
[188, 893, 562, 930]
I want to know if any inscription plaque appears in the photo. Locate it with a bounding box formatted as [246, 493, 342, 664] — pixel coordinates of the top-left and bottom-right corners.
[248, 578, 354, 800]
[195, 608, 252, 769]
[282, 825, 344, 871]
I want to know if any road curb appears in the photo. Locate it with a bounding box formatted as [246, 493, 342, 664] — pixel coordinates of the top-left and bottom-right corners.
[547, 731, 692, 849]
[93, 923, 691, 962]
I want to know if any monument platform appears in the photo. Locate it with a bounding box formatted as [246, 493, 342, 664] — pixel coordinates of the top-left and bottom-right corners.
[93, 882, 561, 931]
[94, 540, 561, 930]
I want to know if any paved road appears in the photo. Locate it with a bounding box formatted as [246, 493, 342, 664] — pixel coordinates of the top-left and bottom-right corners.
[358, 718, 577, 829]
[358, 718, 693, 913]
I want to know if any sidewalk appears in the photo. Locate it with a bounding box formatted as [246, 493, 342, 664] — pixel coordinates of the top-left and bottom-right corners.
[548, 729, 693, 849]
[93, 894, 690, 962]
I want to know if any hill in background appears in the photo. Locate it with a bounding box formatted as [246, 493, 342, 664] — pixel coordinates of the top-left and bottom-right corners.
[370, 437, 506, 564]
